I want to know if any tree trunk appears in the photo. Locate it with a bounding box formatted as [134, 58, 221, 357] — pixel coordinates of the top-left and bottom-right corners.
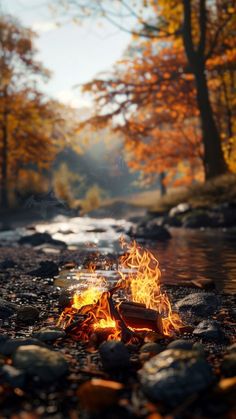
[194, 66, 228, 179]
[159, 171, 166, 196]
[1, 111, 9, 209]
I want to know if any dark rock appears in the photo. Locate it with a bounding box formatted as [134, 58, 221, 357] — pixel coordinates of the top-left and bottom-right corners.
[139, 343, 162, 362]
[165, 216, 182, 227]
[139, 349, 214, 406]
[58, 289, 73, 308]
[28, 260, 59, 278]
[99, 341, 130, 371]
[0, 338, 45, 356]
[191, 278, 215, 290]
[0, 298, 18, 319]
[18, 232, 66, 248]
[0, 259, 16, 269]
[221, 353, 236, 377]
[193, 320, 224, 341]
[183, 211, 213, 228]
[128, 221, 171, 241]
[175, 292, 219, 318]
[16, 305, 40, 325]
[192, 342, 205, 356]
[13, 345, 68, 382]
[169, 203, 191, 217]
[167, 339, 193, 351]
[227, 343, 236, 354]
[1, 364, 25, 387]
[33, 328, 66, 342]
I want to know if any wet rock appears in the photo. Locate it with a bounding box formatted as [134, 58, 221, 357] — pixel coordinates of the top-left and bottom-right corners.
[182, 211, 213, 228]
[28, 260, 59, 278]
[139, 343, 162, 363]
[13, 345, 68, 382]
[221, 353, 236, 377]
[0, 259, 16, 269]
[193, 320, 223, 341]
[167, 339, 193, 351]
[33, 328, 66, 342]
[1, 364, 25, 387]
[99, 341, 130, 371]
[0, 338, 45, 356]
[227, 343, 236, 354]
[175, 292, 219, 318]
[165, 215, 182, 227]
[18, 232, 66, 248]
[0, 298, 18, 319]
[16, 305, 40, 325]
[139, 349, 214, 406]
[192, 342, 205, 356]
[169, 203, 191, 218]
[191, 277, 215, 290]
[128, 221, 171, 241]
[58, 289, 73, 309]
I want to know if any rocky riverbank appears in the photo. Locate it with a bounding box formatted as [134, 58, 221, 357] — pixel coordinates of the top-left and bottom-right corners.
[0, 239, 235, 418]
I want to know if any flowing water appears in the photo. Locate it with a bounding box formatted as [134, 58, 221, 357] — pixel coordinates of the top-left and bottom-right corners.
[1, 215, 235, 293]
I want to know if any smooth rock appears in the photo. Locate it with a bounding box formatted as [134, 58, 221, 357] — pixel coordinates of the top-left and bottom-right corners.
[19, 232, 66, 248]
[182, 211, 213, 228]
[167, 339, 193, 351]
[13, 345, 68, 382]
[193, 320, 223, 341]
[0, 338, 45, 356]
[0, 298, 18, 319]
[0, 259, 16, 269]
[128, 221, 171, 241]
[99, 341, 130, 371]
[227, 343, 236, 354]
[221, 353, 236, 377]
[139, 343, 162, 362]
[28, 260, 59, 278]
[16, 305, 39, 325]
[33, 328, 66, 342]
[175, 292, 219, 317]
[1, 364, 25, 387]
[139, 349, 214, 406]
[169, 203, 191, 218]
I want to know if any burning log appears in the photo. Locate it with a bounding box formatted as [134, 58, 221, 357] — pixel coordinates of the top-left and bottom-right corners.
[119, 301, 163, 333]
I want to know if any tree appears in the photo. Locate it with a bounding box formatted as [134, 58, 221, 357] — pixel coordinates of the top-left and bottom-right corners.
[56, 0, 236, 180]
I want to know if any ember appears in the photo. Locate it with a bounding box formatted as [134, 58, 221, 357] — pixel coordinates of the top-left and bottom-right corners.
[58, 238, 183, 342]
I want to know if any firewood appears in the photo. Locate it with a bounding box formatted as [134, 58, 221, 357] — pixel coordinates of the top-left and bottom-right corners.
[118, 301, 163, 333]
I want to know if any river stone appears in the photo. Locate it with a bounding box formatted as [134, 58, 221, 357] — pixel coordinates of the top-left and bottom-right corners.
[167, 339, 193, 351]
[139, 349, 214, 406]
[128, 221, 171, 241]
[175, 292, 219, 317]
[227, 343, 236, 354]
[19, 232, 66, 248]
[139, 343, 162, 362]
[0, 338, 45, 356]
[28, 260, 59, 278]
[33, 328, 66, 342]
[16, 305, 39, 325]
[182, 211, 213, 228]
[193, 320, 223, 341]
[221, 353, 236, 377]
[0, 298, 18, 319]
[169, 203, 191, 217]
[0, 259, 16, 269]
[13, 345, 68, 382]
[1, 364, 25, 387]
[99, 341, 130, 371]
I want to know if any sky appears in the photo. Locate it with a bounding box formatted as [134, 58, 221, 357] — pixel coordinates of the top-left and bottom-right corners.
[1, 0, 132, 108]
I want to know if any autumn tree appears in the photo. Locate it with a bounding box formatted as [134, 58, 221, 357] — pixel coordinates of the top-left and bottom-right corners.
[56, 0, 236, 180]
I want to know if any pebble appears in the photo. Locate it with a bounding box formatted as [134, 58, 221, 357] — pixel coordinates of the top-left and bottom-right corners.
[16, 305, 40, 325]
[99, 341, 130, 371]
[139, 349, 214, 406]
[0, 338, 46, 356]
[1, 364, 25, 387]
[193, 320, 224, 341]
[167, 339, 193, 350]
[175, 292, 219, 317]
[13, 345, 68, 382]
[28, 260, 59, 278]
[0, 298, 18, 319]
[33, 328, 66, 342]
[221, 353, 236, 377]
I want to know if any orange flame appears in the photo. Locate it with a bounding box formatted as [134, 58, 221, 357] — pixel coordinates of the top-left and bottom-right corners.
[58, 237, 182, 340]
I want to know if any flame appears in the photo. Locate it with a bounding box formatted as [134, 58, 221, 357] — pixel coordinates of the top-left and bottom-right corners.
[118, 238, 182, 335]
[58, 237, 182, 341]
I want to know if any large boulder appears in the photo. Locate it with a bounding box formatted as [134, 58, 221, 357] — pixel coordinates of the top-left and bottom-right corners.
[128, 220, 171, 241]
[13, 345, 68, 382]
[139, 349, 214, 406]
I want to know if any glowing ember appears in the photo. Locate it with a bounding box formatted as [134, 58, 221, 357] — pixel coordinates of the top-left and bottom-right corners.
[58, 238, 183, 341]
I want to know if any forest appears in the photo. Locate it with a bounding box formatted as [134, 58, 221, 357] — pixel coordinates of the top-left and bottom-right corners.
[0, 1, 236, 419]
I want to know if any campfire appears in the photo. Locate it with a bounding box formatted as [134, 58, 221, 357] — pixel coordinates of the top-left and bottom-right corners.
[58, 238, 183, 343]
